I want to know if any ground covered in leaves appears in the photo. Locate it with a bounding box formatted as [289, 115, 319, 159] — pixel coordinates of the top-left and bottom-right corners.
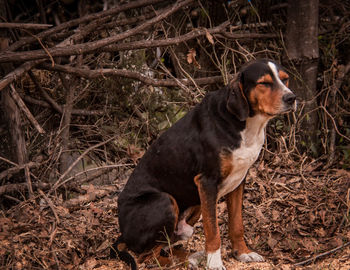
[1, 160, 349, 269]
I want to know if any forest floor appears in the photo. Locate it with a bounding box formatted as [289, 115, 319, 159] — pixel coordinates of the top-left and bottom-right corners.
[1, 160, 349, 269]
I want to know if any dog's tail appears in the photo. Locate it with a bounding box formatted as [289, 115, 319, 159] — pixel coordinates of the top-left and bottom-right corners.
[110, 237, 137, 270]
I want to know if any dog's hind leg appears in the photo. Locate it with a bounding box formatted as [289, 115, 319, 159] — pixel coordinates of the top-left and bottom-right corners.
[175, 205, 201, 240]
[118, 192, 179, 255]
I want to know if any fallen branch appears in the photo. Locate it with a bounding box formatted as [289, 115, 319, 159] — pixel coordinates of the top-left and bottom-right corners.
[0, 22, 52, 29]
[294, 241, 350, 266]
[0, 165, 122, 195]
[0, 161, 40, 181]
[0, 182, 50, 195]
[103, 22, 230, 52]
[39, 190, 60, 224]
[40, 63, 226, 86]
[49, 135, 119, 194]
[63, 185, 117, 208]
[0, 59, 44, 92]
[6, 0, 164, 52]
[23, 95, 104, 116]
[9, 84, 45, 134]
[0, 22, 278, 63]
[0, 0, 194, 63]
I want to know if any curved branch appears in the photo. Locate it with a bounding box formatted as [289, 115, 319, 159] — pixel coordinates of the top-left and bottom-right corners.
[40, 63, 227, 86]
[0, 22, 278, 63]
[6, 0, 165, 52]
[0, 0, 194, 63]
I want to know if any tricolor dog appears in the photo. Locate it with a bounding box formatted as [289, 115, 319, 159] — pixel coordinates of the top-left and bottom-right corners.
[112, 59, 297, 269]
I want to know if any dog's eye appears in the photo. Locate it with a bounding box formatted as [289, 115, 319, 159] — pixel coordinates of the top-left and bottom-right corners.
[258, 82, 273, 87]
[282, 78, 289, 85]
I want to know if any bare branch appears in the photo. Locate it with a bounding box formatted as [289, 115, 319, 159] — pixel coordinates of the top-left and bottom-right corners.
[0, 22, 52, 29]
[23, 95, 104, 116]
[40, 63, 227, 86]
[0, 59, 44, 92]
[6, 0, 165, 52]
[0, 21, 278, 63]
[0, 161, 40, 181]
[9, 84, 45, 134]
[0, 0, 194, 63]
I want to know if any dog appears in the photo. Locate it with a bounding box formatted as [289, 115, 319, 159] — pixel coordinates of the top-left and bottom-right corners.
[111, 59, 297, 269]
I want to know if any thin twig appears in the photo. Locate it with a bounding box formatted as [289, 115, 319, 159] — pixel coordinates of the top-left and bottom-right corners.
[38, 189, 60, 224]
[25, 165, 34, 198]
[48, 135, 119, 194]
[9, 84, 45, 134]
[294, 241, 350, 266]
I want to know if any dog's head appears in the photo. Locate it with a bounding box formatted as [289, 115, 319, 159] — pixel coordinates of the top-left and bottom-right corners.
[227, 59, 297, 121]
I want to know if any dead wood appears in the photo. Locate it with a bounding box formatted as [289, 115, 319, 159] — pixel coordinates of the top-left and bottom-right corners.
[0, 23, 279, 64]
[0, 59, 44, 92]
[49, 135, 119, 195]
[294, 241, 350, 266]
[6, 0, 165, 52]
[0, 182, 49, 195]
[23, 95, 104, 116]
[58, 73, 76, 174]
[0, 161, 39, 181]
[0, 22, 52, 29]
[9, 84, 45, 134]
[63, 185, 117, 208]
[40, 63, 226, 86]
[0, 0, 194, 63]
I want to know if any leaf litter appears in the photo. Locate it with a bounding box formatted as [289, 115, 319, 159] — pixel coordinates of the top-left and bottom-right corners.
[0, 159, 349, 269]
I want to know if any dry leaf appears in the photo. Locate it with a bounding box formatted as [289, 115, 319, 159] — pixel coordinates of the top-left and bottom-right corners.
[186, 48, 201, 69]
[127, 144, 145, 163]
[315, 227, 327, 237]
[303, 238, 317, 252]
[267, 236, 278, 249]
[205, 29, 214, 44]
[187, 48, 196, 64]
[272, 209, 280, 221]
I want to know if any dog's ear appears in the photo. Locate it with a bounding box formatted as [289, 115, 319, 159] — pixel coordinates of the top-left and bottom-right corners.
[226, 73, 249, 121]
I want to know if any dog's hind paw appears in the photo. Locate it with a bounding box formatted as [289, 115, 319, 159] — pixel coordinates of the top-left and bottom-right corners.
[236, 252, 264, 262]
[188, 250, 205, 269]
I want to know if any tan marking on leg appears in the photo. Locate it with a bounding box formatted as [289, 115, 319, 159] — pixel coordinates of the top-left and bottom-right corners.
[168, 194, 179, 232]
[185, 205, 201, 226]
[226, 182, 250, 256]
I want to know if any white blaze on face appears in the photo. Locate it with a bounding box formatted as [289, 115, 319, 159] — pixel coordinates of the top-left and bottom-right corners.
[267, 61, 292, 95]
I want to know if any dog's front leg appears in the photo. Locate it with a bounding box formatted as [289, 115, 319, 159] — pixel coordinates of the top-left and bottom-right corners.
[194, 175, 226, 270]
[226, 181, 264, 262]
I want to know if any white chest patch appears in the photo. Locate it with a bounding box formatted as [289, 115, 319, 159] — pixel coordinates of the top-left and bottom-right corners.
[218, 115, 269, 198]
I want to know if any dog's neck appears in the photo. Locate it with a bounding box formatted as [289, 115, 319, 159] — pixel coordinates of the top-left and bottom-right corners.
[242, 114, 271, 146]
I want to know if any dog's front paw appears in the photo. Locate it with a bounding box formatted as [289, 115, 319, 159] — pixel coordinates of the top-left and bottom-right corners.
[206, 249, 226, 270]
[207, 266, 226, 270]
[188, 250, 226, 270]
[236, 252, 264, 262]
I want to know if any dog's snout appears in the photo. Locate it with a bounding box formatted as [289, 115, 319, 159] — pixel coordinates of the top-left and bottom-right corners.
[283, 92, 296, 106]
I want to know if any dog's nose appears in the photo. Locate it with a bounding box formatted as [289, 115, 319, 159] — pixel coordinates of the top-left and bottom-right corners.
[283, 93, 296, 106]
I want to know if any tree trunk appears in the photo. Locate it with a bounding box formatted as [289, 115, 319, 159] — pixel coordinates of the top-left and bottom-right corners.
[59, 74, 76, 175]
[0, 0, 28, 165]
[285, 0, 319, 154]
